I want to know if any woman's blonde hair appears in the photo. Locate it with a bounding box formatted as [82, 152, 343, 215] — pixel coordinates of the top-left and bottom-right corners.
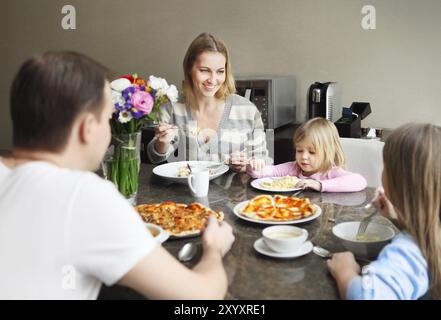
[293, 117, 345, 173]
[182, 33, 236, 107]
[383, 123, 441, 298]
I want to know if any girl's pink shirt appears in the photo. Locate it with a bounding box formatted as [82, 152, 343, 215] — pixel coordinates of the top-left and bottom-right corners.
[246, 161, 367, 192]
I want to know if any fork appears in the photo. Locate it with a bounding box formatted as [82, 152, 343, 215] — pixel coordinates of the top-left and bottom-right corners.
[291, 187, 306, 197]
[356, 210, 377, 238]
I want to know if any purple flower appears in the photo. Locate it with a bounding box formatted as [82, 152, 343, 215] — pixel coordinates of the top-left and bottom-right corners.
[131, 108, 145, 119]
[122, 87, 135, 101]
[115, 103, 125, 112]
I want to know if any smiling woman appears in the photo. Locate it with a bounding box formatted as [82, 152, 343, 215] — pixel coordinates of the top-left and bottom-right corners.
[147, 32, 271, 172]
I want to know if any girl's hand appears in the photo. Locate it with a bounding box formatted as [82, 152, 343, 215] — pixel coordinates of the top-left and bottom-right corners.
[327, 252, 360, 277]
[153, 123, 178, 154]
[296, 179, 322, 191]
[327, 252, 360, 299]
[228, 152, 247, 173]
[373, 187, 398, 220]
[246, 158, 266, 172]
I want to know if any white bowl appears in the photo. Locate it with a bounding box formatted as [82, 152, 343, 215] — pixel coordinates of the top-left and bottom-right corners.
[332, 221, 395, 260]
[262, 226, 308, 253]
[145, 223, 169, 244]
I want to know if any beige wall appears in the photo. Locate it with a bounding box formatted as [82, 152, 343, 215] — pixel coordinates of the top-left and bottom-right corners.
[1, 0, 440, 150]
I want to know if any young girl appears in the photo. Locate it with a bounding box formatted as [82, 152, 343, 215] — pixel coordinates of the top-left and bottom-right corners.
[246, 117, 367, 192]
[328, 123, 441, 299]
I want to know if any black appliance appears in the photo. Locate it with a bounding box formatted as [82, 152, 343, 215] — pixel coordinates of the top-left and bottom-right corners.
[307, 82, 341, 121]
[335, 102, 372, 138]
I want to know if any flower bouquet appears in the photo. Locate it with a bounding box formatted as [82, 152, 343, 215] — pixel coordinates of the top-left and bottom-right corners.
[104, 74, 178, 204]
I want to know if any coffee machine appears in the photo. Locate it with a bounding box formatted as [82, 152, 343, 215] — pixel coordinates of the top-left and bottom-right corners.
[307, 82, 341, 122]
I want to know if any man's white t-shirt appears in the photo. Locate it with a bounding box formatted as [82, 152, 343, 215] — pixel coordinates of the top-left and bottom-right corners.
[0, 161, 156, 299]
[0, 159, 10, 177]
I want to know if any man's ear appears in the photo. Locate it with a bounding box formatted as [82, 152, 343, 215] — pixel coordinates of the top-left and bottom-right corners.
[78, 113, 97, 145]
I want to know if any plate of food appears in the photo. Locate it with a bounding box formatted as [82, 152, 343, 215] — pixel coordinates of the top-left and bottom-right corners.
[250, 176, 303, 193]
[233, 194, 321, 225]
[152, 161, 229, 183]
[135, 201, 224, 238]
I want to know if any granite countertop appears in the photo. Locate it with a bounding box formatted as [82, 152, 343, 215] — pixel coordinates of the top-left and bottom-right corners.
[99, 163, 396, 300]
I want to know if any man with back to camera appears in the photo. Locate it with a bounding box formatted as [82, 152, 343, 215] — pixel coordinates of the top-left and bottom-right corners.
[0, 51, 234, 299]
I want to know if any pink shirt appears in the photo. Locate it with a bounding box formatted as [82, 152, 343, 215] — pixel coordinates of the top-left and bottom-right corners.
[246, 161, 367, 192]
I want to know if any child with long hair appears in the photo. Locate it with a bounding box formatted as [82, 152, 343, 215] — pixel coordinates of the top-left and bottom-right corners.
[328, 123, 441, 299]
[247, 117, 367, 192]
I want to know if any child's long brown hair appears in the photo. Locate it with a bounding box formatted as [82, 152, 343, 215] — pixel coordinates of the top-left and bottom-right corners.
[383, 123, 441, 298]
[293, 117, 345, 173]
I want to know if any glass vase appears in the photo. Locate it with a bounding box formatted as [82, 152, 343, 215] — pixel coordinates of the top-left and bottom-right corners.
[102, 132, 141, 205]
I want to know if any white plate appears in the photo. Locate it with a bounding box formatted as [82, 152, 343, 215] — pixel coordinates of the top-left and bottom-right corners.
[254, 238, 313, 258]
[153, 161, 229, 183]
[169, 231, 201, 240]
[233, 201, 322, 225]
[250, 177, 303, 193]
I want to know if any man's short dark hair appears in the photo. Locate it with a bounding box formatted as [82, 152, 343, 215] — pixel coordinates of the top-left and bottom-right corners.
[10, 51, 109, 152]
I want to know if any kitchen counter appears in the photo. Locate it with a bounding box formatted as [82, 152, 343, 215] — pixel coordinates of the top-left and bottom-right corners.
[98, 163, 396, 300]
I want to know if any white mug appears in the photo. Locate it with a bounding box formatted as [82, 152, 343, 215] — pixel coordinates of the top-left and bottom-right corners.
[187, 168, 209, 197]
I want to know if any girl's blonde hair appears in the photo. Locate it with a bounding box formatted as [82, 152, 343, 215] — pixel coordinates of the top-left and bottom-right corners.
[182, 33, 236, 108]
[383, 123, 441, 298]
[293, 117, 345, 173]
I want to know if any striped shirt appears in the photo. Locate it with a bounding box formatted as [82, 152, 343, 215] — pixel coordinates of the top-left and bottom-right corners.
[147, 94, 272, 164]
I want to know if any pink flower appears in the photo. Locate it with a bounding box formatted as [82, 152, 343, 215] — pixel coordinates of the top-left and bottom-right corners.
[131, 90, 154, 115]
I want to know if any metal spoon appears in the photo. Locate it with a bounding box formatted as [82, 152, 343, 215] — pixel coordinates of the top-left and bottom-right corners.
[313, 245, 371, 263]
[178, 242, 198, 262]
[313, 246, 333, 259]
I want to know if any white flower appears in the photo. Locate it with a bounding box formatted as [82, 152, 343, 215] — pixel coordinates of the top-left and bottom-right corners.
[166, 85, 179, 102]
[148, 75, 169, 91]
[111, 91, 125, 107]
[118, 111, 133, 123]
[110, 78, 131, 92]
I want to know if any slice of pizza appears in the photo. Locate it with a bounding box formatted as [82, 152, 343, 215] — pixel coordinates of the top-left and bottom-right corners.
[243, 194, 274, 213]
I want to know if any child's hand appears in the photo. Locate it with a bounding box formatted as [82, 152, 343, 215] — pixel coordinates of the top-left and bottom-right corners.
[296, 179, 322, 191]
[246, 158, 266, 172]
[373, 187, 398, 220]
[327, 252, 360, 278]
[228, 152, 248, 172]
[327, 252, 360, 299]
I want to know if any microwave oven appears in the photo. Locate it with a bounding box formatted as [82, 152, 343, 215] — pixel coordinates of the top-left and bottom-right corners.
[235, 76, 296, 129]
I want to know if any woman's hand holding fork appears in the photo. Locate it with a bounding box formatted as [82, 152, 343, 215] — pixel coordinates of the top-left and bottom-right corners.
[153, 123, 178, 154]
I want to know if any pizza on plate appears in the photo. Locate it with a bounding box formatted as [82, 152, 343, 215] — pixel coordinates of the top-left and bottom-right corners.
[135, 201, 224, 237]
[241, 194, 317, 221]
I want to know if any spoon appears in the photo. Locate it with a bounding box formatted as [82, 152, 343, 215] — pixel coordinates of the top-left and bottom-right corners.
[178, 242, 198, 262]
[313, 246, 333, 259]
[313, 245, 371, 263]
